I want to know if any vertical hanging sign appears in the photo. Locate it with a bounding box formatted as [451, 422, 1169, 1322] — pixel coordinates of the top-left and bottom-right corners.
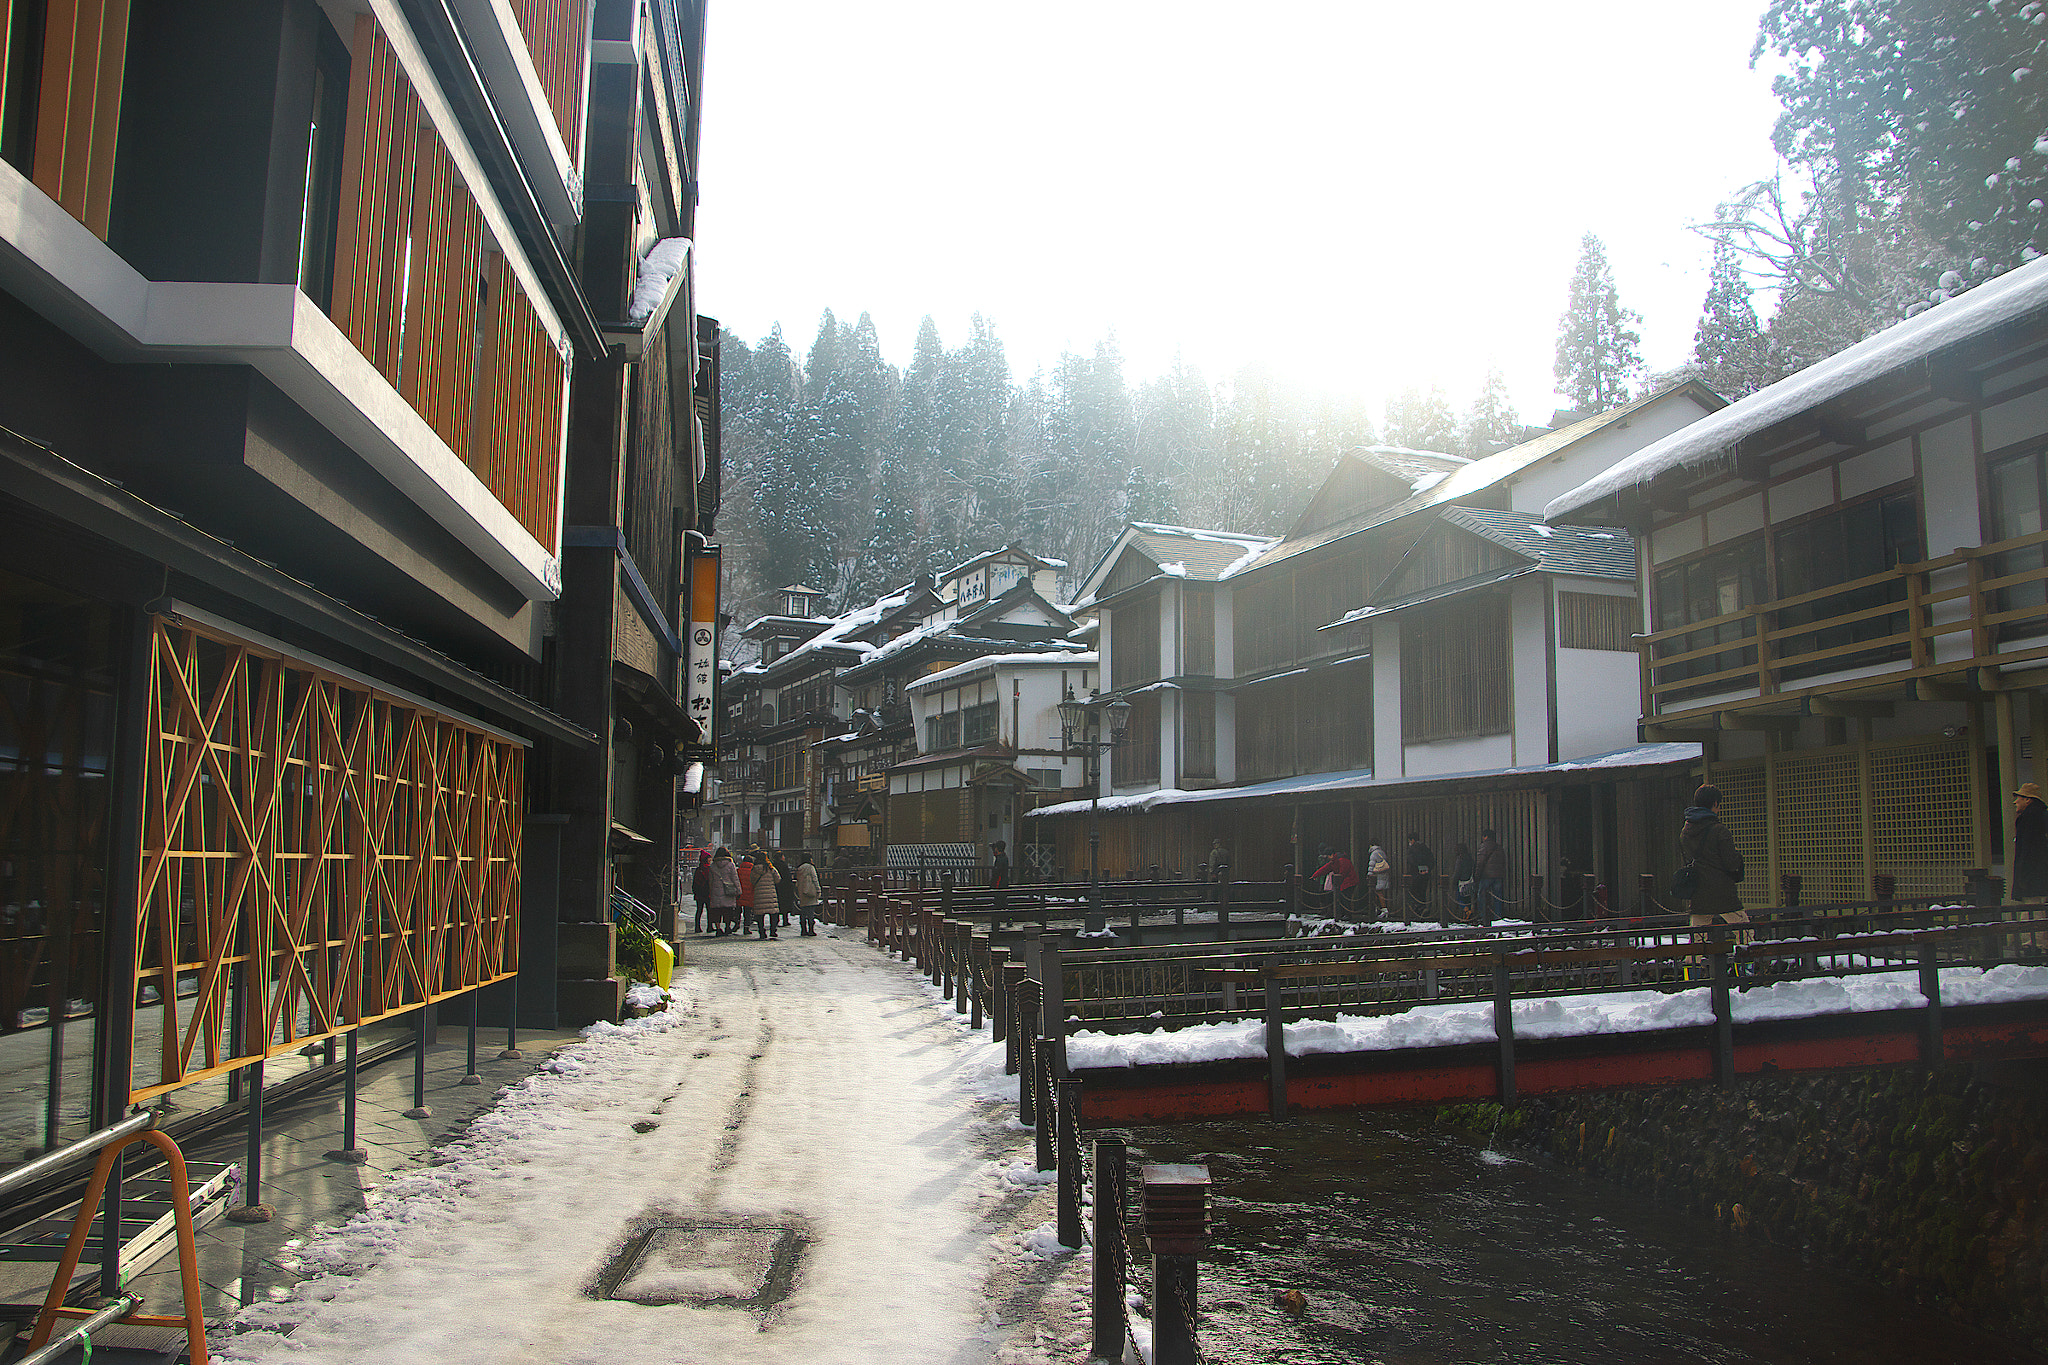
[684, 543, 722, 750]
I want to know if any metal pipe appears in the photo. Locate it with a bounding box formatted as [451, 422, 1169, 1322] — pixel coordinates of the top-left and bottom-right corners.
[15, 1294, 140, 1365]
[0, 1111, 153, 1203]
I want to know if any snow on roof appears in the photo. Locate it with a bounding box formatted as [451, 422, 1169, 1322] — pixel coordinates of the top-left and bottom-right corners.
[907, 649, 1097, 692]
[747, 587, 918, 677]
[1158, 561, 1187, 576]
[1547, 254, 2048, 521]
[625, 237, 690, 323]
[1027, 742, 1701, 817]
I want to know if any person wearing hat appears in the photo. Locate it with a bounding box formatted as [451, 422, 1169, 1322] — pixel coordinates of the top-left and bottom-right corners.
[2014, 782, 2048, 902]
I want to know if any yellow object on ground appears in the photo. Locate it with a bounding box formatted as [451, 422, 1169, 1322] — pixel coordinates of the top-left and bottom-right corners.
[653, 938, 675, 988]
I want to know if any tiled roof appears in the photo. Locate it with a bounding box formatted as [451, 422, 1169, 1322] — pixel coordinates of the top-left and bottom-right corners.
[1437, 508, 1636, 579]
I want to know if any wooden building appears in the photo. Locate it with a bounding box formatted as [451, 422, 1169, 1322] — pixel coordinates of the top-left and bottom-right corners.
[1549, 257, 2048, 907]
[0, 0, 715, 1182]
[1033, 388, 1721, 899]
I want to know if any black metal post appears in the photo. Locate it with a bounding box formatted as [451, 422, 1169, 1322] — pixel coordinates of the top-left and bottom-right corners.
[1919, 940, 1945, 1065]
[1710, 934, 1735, 1087]
[1264, 967, 1288, 1119]
[98, 1147, 123, 1297]
[501, 973, 522, 1059]
[1087, 748, 1105, 934]
[405, 1009, 432, 1119]
[461, 989, 482, 1086]
[326, 1031, 368, 1163]
[1091, 1138, 1128, 1361]
[1034, 1038, 1056, 1172]
[1143, 1166, 1210, 1365]
[1492, 957, 1517, 1104]
[1055, 1076, 1084, 1247]
[1017, 978, 1042, 1117]
[228, 1059, 273, 1222]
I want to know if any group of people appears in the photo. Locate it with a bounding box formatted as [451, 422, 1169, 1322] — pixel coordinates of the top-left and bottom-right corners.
[1310, 829, 1508, 924]
[689, 847, 823, 939]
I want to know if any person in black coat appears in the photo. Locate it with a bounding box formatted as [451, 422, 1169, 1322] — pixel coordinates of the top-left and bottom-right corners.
[2014, 782, 2048, 901]
[1404, 833, 1436, 918]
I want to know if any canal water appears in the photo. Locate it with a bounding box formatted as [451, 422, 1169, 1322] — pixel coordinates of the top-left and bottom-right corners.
[1119, 1112, 2043, 1364]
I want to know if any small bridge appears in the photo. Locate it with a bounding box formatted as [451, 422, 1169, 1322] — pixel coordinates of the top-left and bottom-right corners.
[828, 880, 2048, 1126]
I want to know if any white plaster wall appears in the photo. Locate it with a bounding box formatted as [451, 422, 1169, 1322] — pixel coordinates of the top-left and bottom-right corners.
[1923, 415, 1985, 665]
[1509, 577, 1548, 766]
[1216, 689, 1238, 784]
[1374, 621, 1404, 778]
[1769, 468, 1833, 521]
[1215, 586, 1236, 678]
[1556, 649, 1643, 760]
[1651, 516, 1705, 565]
[1840, 439, 1913, 499]
[1159, 689, 1180, 789]
[1403, 732, 1514, 777]
[1706, 492, 1765, 543]
[1982, 386, 2048, 456]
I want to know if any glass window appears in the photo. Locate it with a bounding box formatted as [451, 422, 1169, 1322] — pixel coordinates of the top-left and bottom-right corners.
[1990, 447, 2048, 640]
[1650, 534, 1766, 703]
[1773, 490, 1923, 679]
[963, 702, 998, 746]
[0, 568, 119, 1166]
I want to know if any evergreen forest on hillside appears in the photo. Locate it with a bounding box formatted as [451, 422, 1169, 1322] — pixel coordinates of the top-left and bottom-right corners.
[714, 0, 2048, 640]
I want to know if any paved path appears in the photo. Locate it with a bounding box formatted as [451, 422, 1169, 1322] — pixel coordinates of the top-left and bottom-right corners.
[215, 928, 1082, 1364]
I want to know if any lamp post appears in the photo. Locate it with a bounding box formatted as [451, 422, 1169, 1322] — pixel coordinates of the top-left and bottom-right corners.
[1059, 690, 1132, 933]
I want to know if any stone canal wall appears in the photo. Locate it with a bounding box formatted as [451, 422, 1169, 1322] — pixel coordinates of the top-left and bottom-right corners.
[1440, 1062, 2048, 1353]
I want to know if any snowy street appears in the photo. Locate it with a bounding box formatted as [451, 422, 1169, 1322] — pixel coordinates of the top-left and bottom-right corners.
[218, 929, 1094, 1365]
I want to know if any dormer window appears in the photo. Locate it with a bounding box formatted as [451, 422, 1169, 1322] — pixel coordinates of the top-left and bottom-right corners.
[781, 585, 827, 619]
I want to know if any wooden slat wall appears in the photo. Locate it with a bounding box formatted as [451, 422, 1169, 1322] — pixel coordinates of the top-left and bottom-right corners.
[332, 16, 565, 552]
[506, 0, 587, 160]
[475, 259, 567, 548]
[23, 0, 132, 238]
[132, 615, 525, 1102]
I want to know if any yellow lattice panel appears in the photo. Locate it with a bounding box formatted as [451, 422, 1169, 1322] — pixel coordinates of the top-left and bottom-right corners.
[1770, 750, 1863, 905]
[132, 616, 524, 1103]
[1870, 739, 1974, 901]
[1705, 762, 1769, 909]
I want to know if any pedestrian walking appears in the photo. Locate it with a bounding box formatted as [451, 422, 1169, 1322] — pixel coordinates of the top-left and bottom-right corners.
[749, 852, 779, 940]
[1208, 838, 1228, 878]
[691, 850, 711, 934]
[990, 840, 1010, 889]
[2014, 782, 2048, 901]
[1310, 845, 1360, 919]
[736, 853, 759, 938]
[1678, 784, 1749, 932]
[1475, 828, 1506, 926]
[708, 848, 740, 935]
[1404, 832, 1436, 920]
[794, 853, 824, 935]
[1451, 841, 1477, 922]
[1366, 843, 1392, 918]
[771, 852, 795, 936]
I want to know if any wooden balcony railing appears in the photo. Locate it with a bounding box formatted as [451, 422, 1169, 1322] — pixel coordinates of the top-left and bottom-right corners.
[1642, 527, 2048, 717]
[3, 0, 132, 239]
[333, 15, 566, 552]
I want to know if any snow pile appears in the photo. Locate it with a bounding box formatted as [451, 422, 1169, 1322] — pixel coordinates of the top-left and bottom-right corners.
[1065, 964, 2048, 1069]
[625, 237, 690, 323]
[1018, 1221, 1079, 1260]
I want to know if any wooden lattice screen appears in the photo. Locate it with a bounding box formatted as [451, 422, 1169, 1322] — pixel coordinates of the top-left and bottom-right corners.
[132, 616, 525, 1102]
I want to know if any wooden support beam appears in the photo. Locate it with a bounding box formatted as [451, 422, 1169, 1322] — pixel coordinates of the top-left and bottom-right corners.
[1927, 358, 1982, 405]
[1807, 697, 1895, 719]
[1719, 711, 1801, 733]
[1918, 678, 1988, 703]
[1643, 723, 1715, 743]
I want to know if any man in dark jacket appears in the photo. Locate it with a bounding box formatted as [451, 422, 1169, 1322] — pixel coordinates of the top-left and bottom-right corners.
[1680, 784, 1748, 929]
[1404, 833, 1436, 918]
[1474, 830, 1506, 926]
[2014, 782, 2048, 902]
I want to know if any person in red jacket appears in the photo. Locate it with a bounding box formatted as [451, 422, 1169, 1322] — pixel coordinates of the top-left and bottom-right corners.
[1311, 846, 1361, 919]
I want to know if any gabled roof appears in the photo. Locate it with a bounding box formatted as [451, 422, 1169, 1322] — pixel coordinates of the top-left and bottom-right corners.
[1545, 261, 2048, 520]
[1076, 522, 1277, 602]
[907, 650, 1098, 693]
[941, 544, 1067, 580]
[1326, 510, 1636, 630]
[1236, 382, 1720, 580]
[1438, 508, 1636, 579]
[957, 579, 1072, 629]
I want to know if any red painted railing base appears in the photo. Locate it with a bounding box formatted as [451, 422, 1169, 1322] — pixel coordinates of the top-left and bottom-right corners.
[1074, 1004, 2048, 1126]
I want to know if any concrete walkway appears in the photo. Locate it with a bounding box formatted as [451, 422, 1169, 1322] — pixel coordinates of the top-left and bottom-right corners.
[196, 928, 1090, 1364]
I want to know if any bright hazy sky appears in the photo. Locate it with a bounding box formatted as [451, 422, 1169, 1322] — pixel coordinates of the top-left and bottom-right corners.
[696, 1, 1787, 426]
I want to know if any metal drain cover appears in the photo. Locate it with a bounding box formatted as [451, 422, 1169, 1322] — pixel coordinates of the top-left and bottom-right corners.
[595, 1220, 802, 1307]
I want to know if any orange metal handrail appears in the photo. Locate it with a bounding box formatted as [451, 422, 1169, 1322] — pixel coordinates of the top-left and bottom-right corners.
[26, 1128, 208, 1365]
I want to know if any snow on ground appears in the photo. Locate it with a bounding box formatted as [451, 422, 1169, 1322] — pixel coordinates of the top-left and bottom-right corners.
[215, 929, 1102, 1364]
[1066, 963, 2048, 1069]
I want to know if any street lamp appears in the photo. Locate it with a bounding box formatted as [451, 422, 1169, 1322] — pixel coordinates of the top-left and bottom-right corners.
[1060, 690, 1132, 932]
